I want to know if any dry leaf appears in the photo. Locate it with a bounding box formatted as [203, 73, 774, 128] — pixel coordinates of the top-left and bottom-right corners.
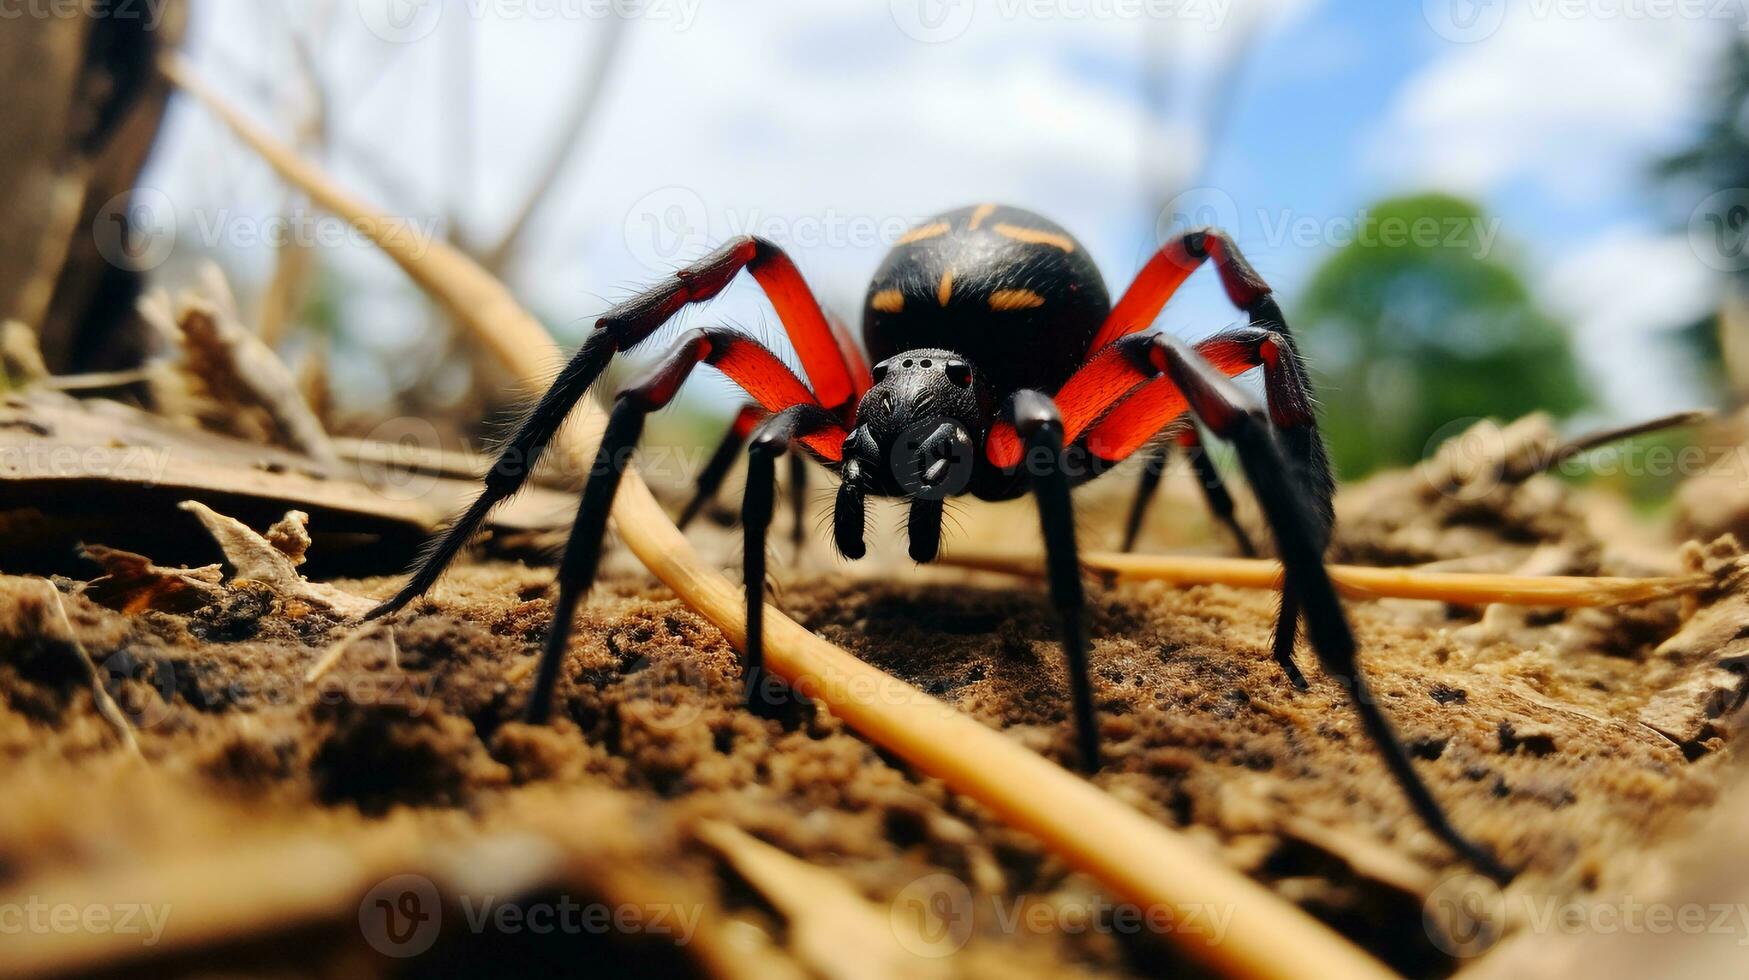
[78, 544, 224, 614]
[178, 500, 372, 618]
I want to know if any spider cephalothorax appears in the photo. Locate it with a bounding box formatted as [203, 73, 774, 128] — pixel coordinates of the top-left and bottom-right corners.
[368, 204, 1512, 883]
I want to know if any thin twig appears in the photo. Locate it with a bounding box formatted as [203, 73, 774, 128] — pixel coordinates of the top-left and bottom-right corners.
[162, 54, 1394, 980]
[1508, 409, 1714, 483]
[36, 580, 140, 756]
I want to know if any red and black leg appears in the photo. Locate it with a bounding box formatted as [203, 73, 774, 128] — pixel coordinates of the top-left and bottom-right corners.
[987, 323, 1324, 687]
[523, 328, 849, 724]
[367, 236, 866, 620]
[742, 403, 844, 714]
[1154, 335, 1510, 883]
[1080, 228, 1334, 681]
[1120, 425, 1256, 557]
[1002, 389, 1101, 773]
[1080, 325, 1320, 688]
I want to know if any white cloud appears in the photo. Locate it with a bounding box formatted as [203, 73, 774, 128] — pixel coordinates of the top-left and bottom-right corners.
[1365, 10, 1732, 423]
[152, 0, 1323, 408]
[1539, 228, 1717, 418]
[1371, 10, 1723, 203]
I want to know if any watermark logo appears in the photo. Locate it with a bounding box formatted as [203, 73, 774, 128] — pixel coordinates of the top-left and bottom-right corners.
[360, 874, 443, 957]
[1421, 416, 1512, 500]
[616, 654, 715, 733]
[890, 0, 977, 41]
[356, 417, 444, 503]
[1423, 872, 1506, 957]
[624, 186, 711, 272]
[94, 188, 176, 273]
[1156, 187, 1241, 245]
[1690, 188, 1749, 273]
[358, 874, 704, 956]
[358, 0, 444, 43]
[1424, 871, 1749, 957]
[98, 648, 178, 730]
[890, 873, 976, 957]
[1423, 0, 1508, 42]
[889, 417, 977, 500]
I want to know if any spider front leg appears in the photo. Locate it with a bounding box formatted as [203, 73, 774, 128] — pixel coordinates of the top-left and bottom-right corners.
[1007, 390, 1101, 774]
[520, 328, 846, 725]
[1156, 336, 1513, 883]
[992, 325, 1327, 689]
[1076, 325, 1326, 689]
[1091, 227, 1334, 683]
[742, 404, 843, 713]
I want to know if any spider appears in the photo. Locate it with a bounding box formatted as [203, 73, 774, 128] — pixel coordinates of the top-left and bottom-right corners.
[368, 203, 1511, 882]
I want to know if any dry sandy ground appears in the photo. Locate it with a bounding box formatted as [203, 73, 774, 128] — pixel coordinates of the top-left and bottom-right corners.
[0, 447, 1744, 978]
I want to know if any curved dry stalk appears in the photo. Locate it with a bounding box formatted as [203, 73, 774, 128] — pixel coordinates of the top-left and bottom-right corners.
[36, 580, 140, 756]
[944, 550, 1710, 608]
[161, 54, 1394, 980]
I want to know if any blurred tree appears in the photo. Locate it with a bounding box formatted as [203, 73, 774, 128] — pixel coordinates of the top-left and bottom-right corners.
[1296, 193, 1588, 478]
[1655, 36, 1749, 401]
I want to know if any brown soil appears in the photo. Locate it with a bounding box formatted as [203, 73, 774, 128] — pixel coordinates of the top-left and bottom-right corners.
[0, 456, 1743, 978]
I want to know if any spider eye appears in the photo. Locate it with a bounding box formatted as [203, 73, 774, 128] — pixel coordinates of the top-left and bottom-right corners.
[871, 362, 890, 383]
[945, 360, 972, 387]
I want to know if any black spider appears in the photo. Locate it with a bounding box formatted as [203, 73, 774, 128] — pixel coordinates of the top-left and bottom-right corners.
[368, 203, 1511, 883]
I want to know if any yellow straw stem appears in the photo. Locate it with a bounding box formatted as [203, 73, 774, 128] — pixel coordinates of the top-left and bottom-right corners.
[944, 550, 1709, 608]
[163, 54, 1395, 980]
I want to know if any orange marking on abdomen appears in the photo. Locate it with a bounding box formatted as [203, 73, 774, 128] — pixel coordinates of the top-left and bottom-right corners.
[898, 221, 951, 244]
[937, 269, 954, 307]
[993, 223, 1074, 252]
[967, 203, 997, 230]
[988, 288, 1045, 311]
[871, 288, 904, 313]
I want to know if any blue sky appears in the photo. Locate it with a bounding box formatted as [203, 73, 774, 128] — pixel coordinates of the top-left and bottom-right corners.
[155, 0, 1734, 424]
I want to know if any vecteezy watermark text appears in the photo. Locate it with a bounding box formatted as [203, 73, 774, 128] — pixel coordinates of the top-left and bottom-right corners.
[889, 873, 1233, 957]
[94, 189, 444, 273]
[1159, 188, 1503, 259]
[0, 0, 175, 29]
[358, 874, 702, 958]
[1424, 0, 1749, 43]
[357, 0, 702, 44]
[890, 0, 1232, 43]
[0, 898, 170, 946]
[1425, 873, 1749, 957]
[621, 186, 928, 271]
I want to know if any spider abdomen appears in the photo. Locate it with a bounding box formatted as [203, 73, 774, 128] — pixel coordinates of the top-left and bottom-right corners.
[862, 204, 1110, 396]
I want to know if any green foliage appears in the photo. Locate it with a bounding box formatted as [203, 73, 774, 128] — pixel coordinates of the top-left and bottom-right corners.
[1656, 38, 1749, 256]
[1655, 37, 1749, 400]
[1296, 193, 1589, 478]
